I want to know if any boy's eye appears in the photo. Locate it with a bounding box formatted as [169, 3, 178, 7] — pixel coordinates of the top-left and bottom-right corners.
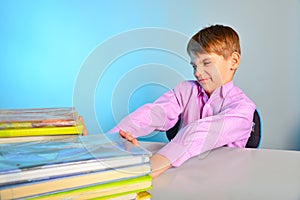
[203, 62, 211, 66]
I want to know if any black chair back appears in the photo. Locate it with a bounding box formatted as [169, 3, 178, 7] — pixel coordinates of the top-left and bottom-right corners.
[245, 109, 261, 148]
[166, 110, 261, 148]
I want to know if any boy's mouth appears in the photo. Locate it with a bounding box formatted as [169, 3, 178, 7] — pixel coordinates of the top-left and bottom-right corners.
[198, 78, 209, 82]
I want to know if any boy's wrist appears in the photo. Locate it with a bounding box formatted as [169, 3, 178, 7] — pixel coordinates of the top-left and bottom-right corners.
[150, 153, 171, 178]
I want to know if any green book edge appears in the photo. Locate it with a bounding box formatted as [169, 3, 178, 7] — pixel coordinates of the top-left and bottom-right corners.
[28, 175, 152, 200]
[91, 186, 152, 200]
[0, 123, 83, 137]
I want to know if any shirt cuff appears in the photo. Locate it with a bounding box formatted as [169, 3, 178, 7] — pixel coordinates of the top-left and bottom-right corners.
[107, 127, 120, 133]
[156, 141, 191, 167]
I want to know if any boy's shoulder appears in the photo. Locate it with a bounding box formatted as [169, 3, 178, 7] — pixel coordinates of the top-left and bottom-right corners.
[228, 84, 249, 97]
[175, 80, 199, 89]
[173, 80, 200, 94]
[227, 84, 256, 107]
[173, 80, 200, 98]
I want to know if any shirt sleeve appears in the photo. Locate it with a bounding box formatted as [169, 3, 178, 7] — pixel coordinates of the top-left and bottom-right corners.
[157, 100, 256, 167]
[108, 82, 188, 137]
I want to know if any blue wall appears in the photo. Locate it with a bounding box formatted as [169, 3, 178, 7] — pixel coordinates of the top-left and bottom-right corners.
[0, 0, 198, 142]
[1, 0, 300, 148]
[0, 0, 159, 108]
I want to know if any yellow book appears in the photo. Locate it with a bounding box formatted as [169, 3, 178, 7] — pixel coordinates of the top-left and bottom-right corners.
[136, 191, 151, 200]
[0, 122, 83, 137]
[99, 190, 151, 200]
[0, 107, 83, 137]
[28, 175, 152, 200]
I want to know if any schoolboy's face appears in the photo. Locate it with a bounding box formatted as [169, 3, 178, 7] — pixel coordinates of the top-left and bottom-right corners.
[189, 52, 239, 96]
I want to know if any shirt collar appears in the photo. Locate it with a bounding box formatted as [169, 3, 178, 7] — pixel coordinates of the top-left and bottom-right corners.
[220, 81, 234, 98]
[197, 81, 234, 99]
[197, 83, 206, 96]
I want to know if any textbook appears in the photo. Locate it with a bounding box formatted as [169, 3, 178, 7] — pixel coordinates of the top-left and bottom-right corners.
[0, 123, 84, 137]
[136, 191, 152, 200]
[109, 192, 137, 200]
[104, 191, 151, 200]
[0, 133, 151, 179]
[0, 155, 150, 186]
[0, 107, 83, 137]
[0, 164, 151, 200]
[0, 122, 83, 137]
[0, 134, 79, 144]
[28, 175, 152, 200]
[0, 107, 78, 129]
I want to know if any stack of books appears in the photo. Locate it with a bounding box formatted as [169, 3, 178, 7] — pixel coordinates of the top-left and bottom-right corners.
[0, 107, 84, 144]
[0, 132, 152, 199]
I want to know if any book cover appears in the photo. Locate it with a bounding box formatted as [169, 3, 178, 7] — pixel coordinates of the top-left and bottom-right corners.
[0, 164, 151, 200]
[136, 191, 152, 200]
[94, 191, 151, 200]
[0, 155, 150, 186]
[108, 191, 152, 200]
[106, 192, 137, 200]
[0, 132, 151, 178]
[95, 190, 151, 200]
[0, 134, 79, 144]
[0, 122, 84, 137]
[0, 107, 79, 129]
[28, 175, 152, 200]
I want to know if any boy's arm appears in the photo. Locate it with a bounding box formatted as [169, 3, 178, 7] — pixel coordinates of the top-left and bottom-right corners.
[108, 82, 188, 138]
[157, 102, 256, 167]
[150, 153, 171, 178]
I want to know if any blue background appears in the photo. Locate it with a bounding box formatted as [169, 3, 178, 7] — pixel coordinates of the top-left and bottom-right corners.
[1, 0, 300, 149]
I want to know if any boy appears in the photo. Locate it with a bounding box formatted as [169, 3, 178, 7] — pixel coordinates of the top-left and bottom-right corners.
[110, 24, 256, 178]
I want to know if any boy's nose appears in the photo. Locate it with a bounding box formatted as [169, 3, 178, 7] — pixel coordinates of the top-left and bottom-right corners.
[194, 68, 202, 79]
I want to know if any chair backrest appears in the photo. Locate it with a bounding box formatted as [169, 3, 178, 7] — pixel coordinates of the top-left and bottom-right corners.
[165, 116, 181, 141]
[245, 109, 261, 148]
[166, 109, 262, 148]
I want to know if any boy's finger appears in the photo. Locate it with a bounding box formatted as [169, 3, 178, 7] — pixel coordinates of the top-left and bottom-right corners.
[132, 138, 139, 145]
[119, 130, 132, 139]
[119, 130, 139, 145]
[119, 130, 127, 138]
[78, 116, 88, 136]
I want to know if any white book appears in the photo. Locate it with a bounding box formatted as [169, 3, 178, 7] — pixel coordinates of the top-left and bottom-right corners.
[0, 133, 151, 185]
[0, 155, 150, 185]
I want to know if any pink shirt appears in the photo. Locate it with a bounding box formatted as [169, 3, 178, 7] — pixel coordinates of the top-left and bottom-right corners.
[109, 81, 256, 167]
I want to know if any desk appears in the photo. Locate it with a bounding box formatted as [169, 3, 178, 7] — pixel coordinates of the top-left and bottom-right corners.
[140, 142, 300, 200]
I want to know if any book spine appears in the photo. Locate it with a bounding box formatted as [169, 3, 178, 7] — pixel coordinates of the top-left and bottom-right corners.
[0, 123, 83, 137]
[0, 168, 152, 200]
[26, 175, 152, 200]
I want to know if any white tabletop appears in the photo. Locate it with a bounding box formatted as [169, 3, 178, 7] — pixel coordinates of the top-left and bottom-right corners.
[139, 142, 300, 200]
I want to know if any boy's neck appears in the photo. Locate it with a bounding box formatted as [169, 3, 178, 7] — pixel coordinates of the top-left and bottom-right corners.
[204, 80, 234, 98]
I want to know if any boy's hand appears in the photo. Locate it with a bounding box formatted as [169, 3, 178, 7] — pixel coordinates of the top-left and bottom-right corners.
[150, 154, 171, 178]
[78, 116, 88, 136]
[119, 130, 138, 145]
[119, 130, 171, 178]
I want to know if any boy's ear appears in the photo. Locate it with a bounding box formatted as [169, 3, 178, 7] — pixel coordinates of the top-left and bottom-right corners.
[230, 52, 240, 71]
